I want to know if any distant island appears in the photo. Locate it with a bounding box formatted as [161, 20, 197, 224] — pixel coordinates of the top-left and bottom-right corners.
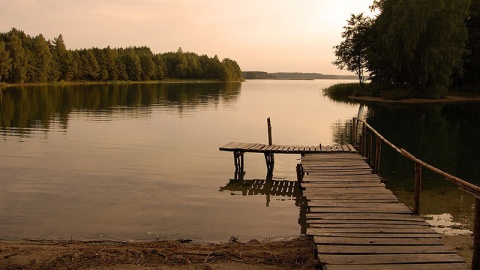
[242, 71, 357, 80]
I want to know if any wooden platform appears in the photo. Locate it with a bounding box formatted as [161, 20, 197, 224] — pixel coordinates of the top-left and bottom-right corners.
[300, 153, 468, 270]
[219, 142, 356, 154]
[219, 142, 357, 175]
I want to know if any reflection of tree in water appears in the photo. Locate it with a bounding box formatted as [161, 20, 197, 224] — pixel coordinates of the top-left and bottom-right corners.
[329, 101, 480, 230]
[219, 179, 307, 234]
[364, 102, 480, 230]
[0, 82, 241, 136]
[331, 119, 353, 145]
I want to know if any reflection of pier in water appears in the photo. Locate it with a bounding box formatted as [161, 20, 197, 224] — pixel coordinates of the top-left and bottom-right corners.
[219, 179, 307, 234]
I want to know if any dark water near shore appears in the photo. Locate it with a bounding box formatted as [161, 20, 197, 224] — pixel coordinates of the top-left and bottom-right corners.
[1, 80, 478, 242]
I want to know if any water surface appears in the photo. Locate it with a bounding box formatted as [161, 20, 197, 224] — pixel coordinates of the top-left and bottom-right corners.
[0, 80, 358, 242]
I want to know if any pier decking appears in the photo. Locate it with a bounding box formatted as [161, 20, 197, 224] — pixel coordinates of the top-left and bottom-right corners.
[300, 152, 468, 269]
[219, 118, 480, 269]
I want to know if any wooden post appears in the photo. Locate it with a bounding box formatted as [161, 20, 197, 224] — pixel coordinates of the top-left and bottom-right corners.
[362, 123, 367, 157]
[265, 118, 274, 176]
[374, 136, 381, 174]
[414, 163, 422, 215]
[473, 198, 480, 270]
[296, 163, 304, 183]
[368, 133, 374, 167]
[352, 117, 357, 147]
[267, 117, 272, 145]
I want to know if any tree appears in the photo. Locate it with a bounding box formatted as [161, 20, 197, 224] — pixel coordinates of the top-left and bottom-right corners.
[0, 41, 11, 81]
[153, 54, 166, 80]
[139, 55, 156, 80]
[30, 34, 53, 82]
[222, 58, 242, 81]
[121, 49, 141, 81]
[6, 31, 28, 83]
[369, 0, 471, 96]
[53, 34, 76, 81]
[461, 0, 480, 87]
[78, 49, 100, 81]
[332, 13, 373, 86]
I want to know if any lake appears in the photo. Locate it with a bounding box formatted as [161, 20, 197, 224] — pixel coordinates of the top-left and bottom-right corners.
[0, 80, 478, 242]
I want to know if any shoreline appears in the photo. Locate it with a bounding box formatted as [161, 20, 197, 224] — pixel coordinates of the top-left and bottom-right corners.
[0, 234, 473, 269]
[0, 79, 244, 89]
[0, 236, 315, 269]
[350, 95, 480, 104]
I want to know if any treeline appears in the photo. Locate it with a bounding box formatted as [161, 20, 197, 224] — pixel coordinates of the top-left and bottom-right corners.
[333, 0, 480, 97]
[0, 28, 243, 84]
[242, 71, 357, 80]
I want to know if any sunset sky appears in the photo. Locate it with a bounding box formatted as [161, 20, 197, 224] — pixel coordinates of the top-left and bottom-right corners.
[1, 0, 374, 75]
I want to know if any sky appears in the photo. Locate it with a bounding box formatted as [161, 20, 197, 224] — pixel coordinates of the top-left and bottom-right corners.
[1, 0, 374, 75]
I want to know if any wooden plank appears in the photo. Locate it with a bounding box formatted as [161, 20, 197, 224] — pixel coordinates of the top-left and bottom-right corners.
[307, 213, 426, 222]
[308, 199, 400, 204]
[308, 227, 438, 235]
[317, 253, 465, 265]
[303, 188, 393, 195]
[303, 175, 381, 181]
[341, 144, 350, 152]
[326, 264, 468, 270]
[347, 144, 356, 152]
[309, 223, 431, 229]
[303, 163, 371, 167]
[308, 207, 412, 214]
[308, 219, 430, 228]
[306, 194, 399, 200]
[311, 233, 441, 238]
[316, 244, 455, 254]
[302, 183, 385, 188]
[307, 202, 406, 208]
[313, 236, 445, 246]
[219, 142, 236, 149]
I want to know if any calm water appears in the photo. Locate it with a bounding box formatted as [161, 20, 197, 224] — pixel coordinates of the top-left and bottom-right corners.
[1, 81, 479, 242]
[0, 80, 358, 242]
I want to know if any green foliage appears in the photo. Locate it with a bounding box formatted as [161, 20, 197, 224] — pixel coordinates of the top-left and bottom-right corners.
[334, 0, 474, 97]
[332, 13, 373, 86]
[458, 0, 480, 89]
[0, 41, 11, 81]
[0, 28, 243, 84]
[322, 83, 371, 102]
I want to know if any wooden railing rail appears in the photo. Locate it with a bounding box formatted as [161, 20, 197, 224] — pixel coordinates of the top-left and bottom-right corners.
[353, 117, 480, 270]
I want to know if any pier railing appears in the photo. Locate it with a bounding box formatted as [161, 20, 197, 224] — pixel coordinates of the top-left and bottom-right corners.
[353, 117, 480, 269]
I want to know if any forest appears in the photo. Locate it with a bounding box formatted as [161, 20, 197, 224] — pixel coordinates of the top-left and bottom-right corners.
[0, 28, 243, 84]
[333, 0, 480, 97]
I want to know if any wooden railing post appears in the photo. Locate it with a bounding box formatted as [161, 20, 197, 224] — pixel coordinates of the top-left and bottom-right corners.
[414, 163, 422, 215]
[352, 117, 357, 147]
[265, 118, 274, 176]
[374, 137, 381, 174]
[267, 117, 272, 145]
[473, 198, 480, 270]
[361, 122, 366, 157]
[368, 133, 374, 167]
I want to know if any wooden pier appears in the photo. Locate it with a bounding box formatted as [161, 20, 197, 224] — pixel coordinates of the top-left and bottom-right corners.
[300, 152, 468, 269]
[219, 118, 480, 269]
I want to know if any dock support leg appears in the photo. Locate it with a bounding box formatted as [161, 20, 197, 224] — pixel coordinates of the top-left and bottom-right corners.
[234, 150, 245, 176]
[264, 152, 274, 176]
[296, 163, 304, 183]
